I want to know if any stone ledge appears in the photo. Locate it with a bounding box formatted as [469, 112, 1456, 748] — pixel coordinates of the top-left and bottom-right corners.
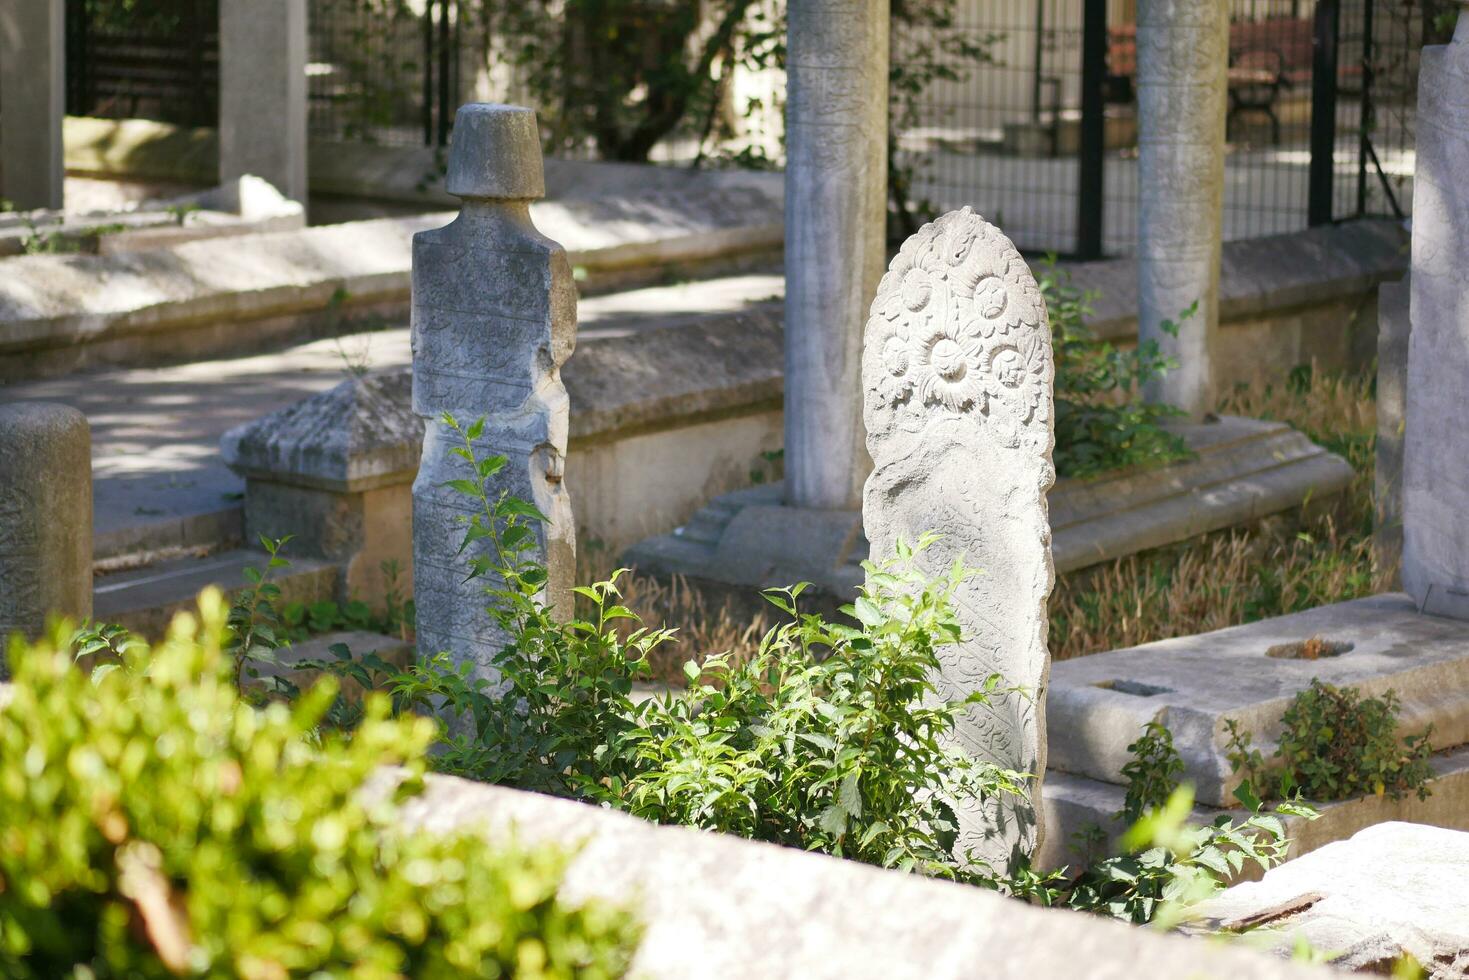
[92, 548, 337, 638]
[4, 145, 784, 380]
[1074, 220, 1408, 342]
[221, 309, 784, 491]
[1048, 593, 1469, 806]
[373, 770, 1323, 979]
[622, 415, 1354, 597]
[1040, 745, 1469, 875]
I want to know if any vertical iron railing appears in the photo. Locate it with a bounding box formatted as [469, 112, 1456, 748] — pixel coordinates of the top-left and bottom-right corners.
[1307, 0, 1340, 226]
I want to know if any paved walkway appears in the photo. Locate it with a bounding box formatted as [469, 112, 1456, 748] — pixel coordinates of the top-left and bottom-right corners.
[0, 271, 783, 558]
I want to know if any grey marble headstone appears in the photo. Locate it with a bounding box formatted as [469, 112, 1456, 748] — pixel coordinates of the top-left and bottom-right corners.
[1404, 12, 1469, 622]
[411, 104, 577, 681]
[0, 402, 92, 654]
[861, 208, 1055, 868]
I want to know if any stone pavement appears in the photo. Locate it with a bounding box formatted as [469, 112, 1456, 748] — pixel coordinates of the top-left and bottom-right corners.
[0, 270, 782, 562]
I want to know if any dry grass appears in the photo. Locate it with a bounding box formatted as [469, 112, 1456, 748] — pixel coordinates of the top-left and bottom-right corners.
[594, 365, 1388, 676]
[1050, 366, 1389, 660]
[577, 546, 768, 686]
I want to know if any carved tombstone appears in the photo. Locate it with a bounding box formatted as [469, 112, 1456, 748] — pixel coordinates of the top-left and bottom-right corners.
[0, 402, 92, 656]
[411, 104, 577, 681]
[862, 208, 1055, 869]
[1404, 9, 1469, 621]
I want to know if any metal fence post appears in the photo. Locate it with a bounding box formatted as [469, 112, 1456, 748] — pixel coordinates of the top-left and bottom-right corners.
[1308, 0, 1341, 226]
[1077, 0, 1107, 259]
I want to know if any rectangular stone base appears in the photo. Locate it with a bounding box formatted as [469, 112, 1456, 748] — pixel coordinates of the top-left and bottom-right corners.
[1048, 593, 1469, 806]
[1039, 744, 1469, 878]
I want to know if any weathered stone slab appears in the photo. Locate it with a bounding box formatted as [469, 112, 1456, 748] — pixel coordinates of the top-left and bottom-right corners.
[1192, 822, 1469, 976]
[374, 771, 1325, 980]
[411, 104, 576, 682]
[0, 175, 306, 258]
[1048, 593, 1469, 807]
[1403, 13, 1469, 622]
[0, 402, 91, 651]
[862, 208, 1055, 867]
[1041, 746, 1469, 876]
[627, 415, 1350, 599]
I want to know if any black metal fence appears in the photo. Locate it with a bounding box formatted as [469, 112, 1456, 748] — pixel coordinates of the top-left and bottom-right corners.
[307, 0, 463, 147]
[64, 0, 218, 127]
[900, 0, 1422, 258]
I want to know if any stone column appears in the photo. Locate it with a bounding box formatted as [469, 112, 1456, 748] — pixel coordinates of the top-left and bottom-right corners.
[1403, 7, 1469, 620]
[783, 0, 889, 510]
[1135, 0, 1228, 420]
[0, 403, 91, 652]
[0, 0, 65, 211]
[411, 104, 577, 681]
[219, 0, 308, 205]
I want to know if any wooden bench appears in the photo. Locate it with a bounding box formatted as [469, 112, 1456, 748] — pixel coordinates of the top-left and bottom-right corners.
[1106, 17, 1316, 145]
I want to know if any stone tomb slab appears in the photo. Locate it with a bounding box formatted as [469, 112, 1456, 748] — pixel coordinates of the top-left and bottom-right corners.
[1191, 822, 1469, 976]
[1047, 593, 1469, 806]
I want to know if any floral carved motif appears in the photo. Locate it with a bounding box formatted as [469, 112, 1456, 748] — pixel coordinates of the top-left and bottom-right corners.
[865, 206, 1051, 451]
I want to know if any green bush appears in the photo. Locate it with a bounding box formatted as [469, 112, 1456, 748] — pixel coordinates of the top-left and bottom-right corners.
[1041, 263, 1192, 479]
[1226, 679, 1434, 803]
[303, 414, 1029, 880]
[0, 591, 640, 979]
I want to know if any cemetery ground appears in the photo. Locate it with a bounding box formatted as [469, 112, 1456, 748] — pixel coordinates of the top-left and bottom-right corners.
[1, 6, 1466, 973]
[0, 161, 1457, 976]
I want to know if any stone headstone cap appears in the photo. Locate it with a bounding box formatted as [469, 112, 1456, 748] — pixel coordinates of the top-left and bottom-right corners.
[445, 104, 545, 201]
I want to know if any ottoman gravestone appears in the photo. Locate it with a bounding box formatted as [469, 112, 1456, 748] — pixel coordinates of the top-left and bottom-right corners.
[862, 207, 1055, 868]
[0, 402, 92, 656]
[1403, 6, 1469, 621]
[411, 104, 577, 681]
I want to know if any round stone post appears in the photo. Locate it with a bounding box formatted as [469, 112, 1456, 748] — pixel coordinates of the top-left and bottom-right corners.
[0, 403, 92, 649]
[410, 105, 577, 682]
[1403, 5, 1469, 620]
[783, 0, 890, 510]
[1135, 0, 1228, 420]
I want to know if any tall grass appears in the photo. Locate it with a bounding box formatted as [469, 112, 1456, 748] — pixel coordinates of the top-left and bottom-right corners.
[1050, 367, 1387, 660]
[608, 366, 1387, 676]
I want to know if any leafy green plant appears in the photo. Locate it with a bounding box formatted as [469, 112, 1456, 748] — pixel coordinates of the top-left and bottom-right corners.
[1017, 720, 1317, 925]
[1119, 719, 1186, 823]
[0, 590, 640, 978]
[281, 559, 415, 642]
[1041, 262, 1192, 479]
[306, 412, 1030, 881]
[1065, 786, 1314, 926]
[1225, 680, 1434, 802]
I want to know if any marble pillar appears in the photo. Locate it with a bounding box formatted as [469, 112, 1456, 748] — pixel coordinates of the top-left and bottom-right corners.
[219, 0, 308, 205]
[1135, 0, 1228, 420]
[0, 0, 65, 211]
[783, 0, 889, 510]
[1403, 7, 1469, 621]
[411, 104, 577, 681]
